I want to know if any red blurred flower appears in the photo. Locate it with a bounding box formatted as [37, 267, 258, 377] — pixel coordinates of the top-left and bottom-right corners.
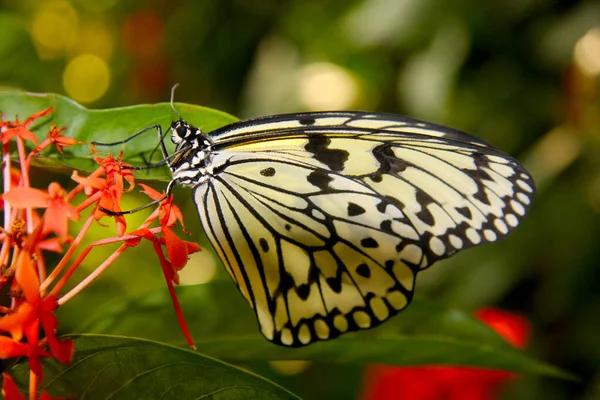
[0, 250, 73, 386]
[360, 307, 531, 400]
[2, 373, 67, 400]
[0, 168, 21, 210]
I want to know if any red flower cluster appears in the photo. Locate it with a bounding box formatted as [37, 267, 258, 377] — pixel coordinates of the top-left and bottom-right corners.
[1, 108, 200, 399]
[360, 308, 531, 400]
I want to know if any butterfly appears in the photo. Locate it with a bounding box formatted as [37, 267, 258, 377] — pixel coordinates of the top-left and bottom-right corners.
[151, 111, 534, 347]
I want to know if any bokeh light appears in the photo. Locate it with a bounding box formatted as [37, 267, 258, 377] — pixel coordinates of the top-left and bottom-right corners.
[574, 27, 600, 77]
[67, 19, 114, 60]
[178, 251, 217, 286]
[30, 0, 78, 59]
[63, 54, 111, 103]
[298, 62, 360, 111]
[269, 360, 311, 376]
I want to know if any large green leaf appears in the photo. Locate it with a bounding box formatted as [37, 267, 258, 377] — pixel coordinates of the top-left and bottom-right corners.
[6, 335, 299, 400]
[69, 281, 572, 379]
[0, 91, 237, 180]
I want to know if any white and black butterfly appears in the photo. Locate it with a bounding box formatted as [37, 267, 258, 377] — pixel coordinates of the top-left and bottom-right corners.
[147, 110, 535, 347]
[93, 109, 534, 346]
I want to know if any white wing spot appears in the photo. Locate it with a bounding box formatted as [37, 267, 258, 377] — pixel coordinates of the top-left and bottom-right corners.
[517, 179, 533, 193]
[392, 263, 414, 291]
[400, 244, 422, 265]
[353, 310, 371, 328]
[486, 155, 510, 164]
[314, 319, 330, 340]
[484, 229, 497, 242]
[490, 162, 515, 177]
[298, 323, 311, 345]
[333, 314, 348, 332]
[505, 214, 519, 227]
[466, 228, 481, 244]
[449, 234, 463, 249]
[429, 237, 446, 256]
[511, 199, 526, 216]
[370, 296, 390, 321]
[281, 328, 294, 346]
[386, 290, 407, 309]
[516, 192, 530, 205]
[494, 218, 508, 234]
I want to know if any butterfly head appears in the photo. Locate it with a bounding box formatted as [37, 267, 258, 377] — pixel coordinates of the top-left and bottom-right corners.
[168, 119, 214, 186]
[170, 119, 200, 145]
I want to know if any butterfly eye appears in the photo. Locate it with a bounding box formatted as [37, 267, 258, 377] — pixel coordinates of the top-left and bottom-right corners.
[176, 124, 188, 138]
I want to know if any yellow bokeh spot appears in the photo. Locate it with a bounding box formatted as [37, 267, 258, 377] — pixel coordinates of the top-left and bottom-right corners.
[68, 19, 114, 60]
[298, 62, 360, 111]
[63, 55, 110, 103]
[178, 251, 217, 286]
[574, 27, 600, 77]
[30, 0, 78, 59]
[269, 360, 311, 376]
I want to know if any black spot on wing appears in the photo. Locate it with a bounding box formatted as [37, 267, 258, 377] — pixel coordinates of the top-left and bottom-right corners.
[380, 220, 393, 234]
[415, 190, 435, 226]
[305, 135, 349, 172]
[356, 263, 371, 278]
[361, 237, 379, 248]
[260, 167, 276, 177]
[297, 283, 311, 300]
[326, 276, 342, 293]
[456, 206, 472, 219]
[307, 169, 333, 190]
[298, 117, 316, 125]
[371, 144, 409, 177]
[279, 270, 295, 293]
[347, 202, 366, 216]
[259, 238, 269, 252]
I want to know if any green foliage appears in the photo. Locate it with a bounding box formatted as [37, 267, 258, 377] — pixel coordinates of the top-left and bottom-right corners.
[72, 282, 570, 379]
[7, 335, 300, 400]
[0, 91, 237, 180]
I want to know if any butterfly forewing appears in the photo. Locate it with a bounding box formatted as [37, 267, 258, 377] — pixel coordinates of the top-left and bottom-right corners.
[173, 112, 535, 347]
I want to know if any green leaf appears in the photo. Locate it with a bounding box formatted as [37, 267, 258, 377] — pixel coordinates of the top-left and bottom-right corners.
[0, 91, 237, 180]
[70, 281, 573, 380]
[6, 335, 300, 400]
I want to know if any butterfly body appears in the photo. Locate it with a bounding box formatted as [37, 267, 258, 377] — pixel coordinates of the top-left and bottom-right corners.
[165, 111, 534, 347]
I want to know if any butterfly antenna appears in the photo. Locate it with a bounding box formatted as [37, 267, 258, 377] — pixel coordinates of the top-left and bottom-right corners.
[170, 83, 184, 121]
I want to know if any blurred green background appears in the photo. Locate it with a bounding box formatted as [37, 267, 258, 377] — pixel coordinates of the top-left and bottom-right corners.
[1, 0, 599, 398]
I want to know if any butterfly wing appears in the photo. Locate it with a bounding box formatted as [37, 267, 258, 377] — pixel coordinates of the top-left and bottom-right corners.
[192, 112, 534, 346]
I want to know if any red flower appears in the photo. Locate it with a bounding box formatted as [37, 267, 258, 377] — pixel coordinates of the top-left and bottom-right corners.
[138, 184, 186, 229]
[1, 107, 53, 145]
[46, 125, 76, 153]
[3, 183, 80, 240]
[71, 168, 127, 235]
[360, 307, 531, 400]
[0, 249, 74, 378]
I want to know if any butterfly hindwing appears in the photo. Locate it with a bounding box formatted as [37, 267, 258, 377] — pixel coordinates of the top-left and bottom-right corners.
[194, 156, 417, 346]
